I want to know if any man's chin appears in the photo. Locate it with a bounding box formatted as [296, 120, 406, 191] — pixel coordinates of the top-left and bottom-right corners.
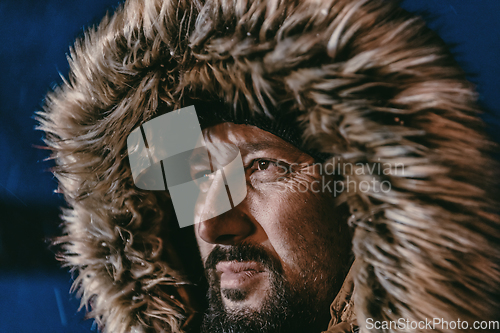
[219, 271, 271, 310]
[202, 272, 316, 333]
[201, 244, 331, 333]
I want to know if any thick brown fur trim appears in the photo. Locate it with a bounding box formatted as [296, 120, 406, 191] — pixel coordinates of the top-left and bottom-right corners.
[37, 0, 500, 332]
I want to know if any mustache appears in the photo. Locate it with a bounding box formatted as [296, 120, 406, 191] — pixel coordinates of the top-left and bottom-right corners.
[204, 243, 283, 274]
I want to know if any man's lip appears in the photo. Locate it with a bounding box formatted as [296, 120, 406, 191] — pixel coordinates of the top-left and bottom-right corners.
[216, 260, 265, 274]
[216, 261, 265, 289]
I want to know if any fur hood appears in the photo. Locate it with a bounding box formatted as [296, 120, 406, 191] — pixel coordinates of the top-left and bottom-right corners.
[38, 0, 500, 332]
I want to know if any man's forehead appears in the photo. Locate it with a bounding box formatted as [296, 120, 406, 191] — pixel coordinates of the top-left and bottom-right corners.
[202, 122, 300, 155]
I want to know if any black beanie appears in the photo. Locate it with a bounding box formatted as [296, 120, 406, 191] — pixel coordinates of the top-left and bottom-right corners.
[182, 100, 329, 162]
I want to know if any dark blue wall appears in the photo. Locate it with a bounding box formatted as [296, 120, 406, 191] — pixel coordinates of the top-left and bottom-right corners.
[0, 0, 121, 206]
[0, 0, 498, 332]
[0, 1, 121, 332]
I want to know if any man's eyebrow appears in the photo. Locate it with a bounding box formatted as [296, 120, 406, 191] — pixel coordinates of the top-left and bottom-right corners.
[189, 141, 292, 166]
[238, 141, 286, 153]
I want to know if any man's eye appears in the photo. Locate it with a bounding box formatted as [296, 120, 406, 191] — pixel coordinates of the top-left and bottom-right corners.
[192, 170, 214, 191]
[193, 170, 214, 186]
[250, 159, 288, 173]
[250, 159, 275, 171]
[257, 160, 271, 171]
[194, 170, 212, 179]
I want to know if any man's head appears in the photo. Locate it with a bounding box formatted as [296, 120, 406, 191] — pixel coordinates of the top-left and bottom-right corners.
[39, 0, 500, 332]
[192, 122, 352, 332]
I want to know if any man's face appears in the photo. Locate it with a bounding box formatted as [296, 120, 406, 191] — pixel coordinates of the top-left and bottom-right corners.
[192, 122, 351, 333]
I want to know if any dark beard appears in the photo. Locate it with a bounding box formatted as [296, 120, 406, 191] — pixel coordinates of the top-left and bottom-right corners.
[200, 243, 326, 333]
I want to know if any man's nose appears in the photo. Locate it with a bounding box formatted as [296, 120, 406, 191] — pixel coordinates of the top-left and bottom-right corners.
[194, 142, 253, 244]
[195, 169, 254, 244]
[197, 208, 255, 245]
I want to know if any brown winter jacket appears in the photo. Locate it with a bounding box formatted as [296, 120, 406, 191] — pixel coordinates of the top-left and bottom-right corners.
[38, 0, 500, 332]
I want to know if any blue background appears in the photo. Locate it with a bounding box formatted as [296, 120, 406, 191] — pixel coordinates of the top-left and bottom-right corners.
[0, 0, 498, 332]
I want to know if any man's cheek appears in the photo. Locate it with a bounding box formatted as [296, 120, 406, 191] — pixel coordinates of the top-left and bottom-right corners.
[266, 228, 307, 276]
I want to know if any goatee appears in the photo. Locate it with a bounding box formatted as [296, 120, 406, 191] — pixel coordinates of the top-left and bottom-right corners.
[200, 243, 324, 333]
